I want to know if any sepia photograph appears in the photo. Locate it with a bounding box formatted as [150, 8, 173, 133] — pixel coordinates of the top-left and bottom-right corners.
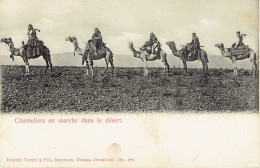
[0, 0, 259, 167]
[0, 0, 258, 112]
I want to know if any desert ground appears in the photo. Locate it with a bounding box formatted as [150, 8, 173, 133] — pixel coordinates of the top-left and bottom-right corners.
[1, 65, 258, 112]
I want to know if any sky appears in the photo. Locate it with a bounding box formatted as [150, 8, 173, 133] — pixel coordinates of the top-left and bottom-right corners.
[0, 0, 258, 67]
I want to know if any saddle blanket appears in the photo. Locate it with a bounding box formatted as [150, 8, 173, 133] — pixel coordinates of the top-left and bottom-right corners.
[231, 45, 249, 55]
[26, 40, 44, 57]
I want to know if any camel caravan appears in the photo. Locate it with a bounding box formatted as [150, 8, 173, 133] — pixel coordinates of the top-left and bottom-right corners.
[1, 25, 258, 77]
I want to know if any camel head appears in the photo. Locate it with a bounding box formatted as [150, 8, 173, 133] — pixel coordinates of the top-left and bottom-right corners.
[65, 36, 76, 42]
[165, 41, 177, 54]
[216, 43, 234, 52]
[128, 41, 133, 46]
[1, 37, 12, 44]
[215, 43, 225, 50]
[128, 42, 140, 57]
[128, 42, 135, 51]
[165, 41, 175, 47]
[215, 43, 231, 57]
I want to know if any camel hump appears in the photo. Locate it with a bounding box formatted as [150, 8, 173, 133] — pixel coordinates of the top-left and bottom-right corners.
[231, 45, 249, 55]
[186, 49, 204, 61]
[26, 40, 46, 58]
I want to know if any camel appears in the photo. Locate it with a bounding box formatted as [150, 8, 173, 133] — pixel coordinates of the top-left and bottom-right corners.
[66, 36, 114, 76]
[166, 41, 209, 75]
[128, 42, 169, 76]
[215, 43, 258, 77]
[1, 37, 52, 75]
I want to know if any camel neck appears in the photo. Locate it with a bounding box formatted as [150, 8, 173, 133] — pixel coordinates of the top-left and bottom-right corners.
[73, 40, 79, 50]
[168, 45, 179, 56]
[129, 44, 138, 56]
[8, 42, 15, 53]
[220, 48, 229, 57]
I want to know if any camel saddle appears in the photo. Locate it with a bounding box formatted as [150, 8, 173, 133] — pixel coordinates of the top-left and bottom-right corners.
[96, 46, 106, 55]
[25, 40, 44, 58]
[230, 44, 249, 56]
[88, 42, 107, 57]
[140, 41, 159, 55]
[187, 50, 201, 61]
[183, 43, 200, 61]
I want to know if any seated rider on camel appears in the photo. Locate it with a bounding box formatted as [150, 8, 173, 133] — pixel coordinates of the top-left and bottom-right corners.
[92, 28, 103, 55]
[235, 31, 246, 48]
[140, 33, 159, 55]
[27, 24, 40, 46]
[188, 33, 200, 58]
[23, 24, 40, 58]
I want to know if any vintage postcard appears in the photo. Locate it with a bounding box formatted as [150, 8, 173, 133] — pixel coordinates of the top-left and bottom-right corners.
[0, 0, 259, 167]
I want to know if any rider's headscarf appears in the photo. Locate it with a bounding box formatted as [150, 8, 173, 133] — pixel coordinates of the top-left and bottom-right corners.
[94, 28, 101, 35]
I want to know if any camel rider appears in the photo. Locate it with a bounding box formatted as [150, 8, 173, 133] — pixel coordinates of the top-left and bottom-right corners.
[150, 33, 159, 54]
[141, 32, 159, 54]
[235, 31, 246, 48]
[188, 33, 200, 58]
[92, 28, 103, 52]
[27, 24, 40, 47]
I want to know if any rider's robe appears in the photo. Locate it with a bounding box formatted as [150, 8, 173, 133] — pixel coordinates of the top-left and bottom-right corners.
[27, 29, 38, 47]
[236, 34, 245, 48]
[141, 34, 159, 54]
[92, 31, 103, 49]
[190, 36, 200, 55]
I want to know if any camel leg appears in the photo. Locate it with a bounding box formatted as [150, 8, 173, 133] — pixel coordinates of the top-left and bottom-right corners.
[85, 60, 90, 76]
[143, 61, 146, 76]
[144, 60, 148, 76]
[49, 60, 52, 73]
[108, 51, 114, 76]
[90, 60, 94, 76]
[22, 56, 30, 76]
[143, 65, 146, 76]
[251, 63, 255, 76]
[201, 60, 208, 75]
[161, 55, 170, 74]
[205, 62, 208, 74]
[254, 61, 258, 77]
[103, 50, 114, 75]
[166, 60, 170, 74]
[232, 60, 238, 76]
[25, 64, 30, 76]
[182, 60, 187, 75]
[250, 52, 257, 77]
[251, 58, 255, 76]
[48, 54, 53, 74]
[86, 68, 89, 76]
[44, 59, 49, 75]
[43, 52, 52, 75]
[87, 54, 94, 76]
[109, 59, 114, 76]
[102, 58, 109, 75]
[201, 61, 205, 74]
[200, 50, 208, 75]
